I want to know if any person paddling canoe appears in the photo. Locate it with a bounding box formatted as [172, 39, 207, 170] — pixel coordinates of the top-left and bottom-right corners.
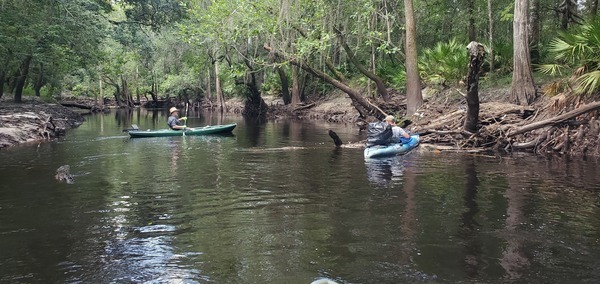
[384, 115, 411, 144]
[167, 107, 187, 130]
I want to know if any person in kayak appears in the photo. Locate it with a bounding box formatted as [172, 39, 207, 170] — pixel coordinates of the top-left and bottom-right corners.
[384, 115, 412, 144]
[167, 107, 187, 130]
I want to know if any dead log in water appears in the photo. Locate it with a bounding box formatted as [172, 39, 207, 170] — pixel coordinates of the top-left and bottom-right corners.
[328, 130, 343, 147]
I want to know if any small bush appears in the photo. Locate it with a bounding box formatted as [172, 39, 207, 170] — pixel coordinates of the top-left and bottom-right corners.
[418, 38, 468, 86]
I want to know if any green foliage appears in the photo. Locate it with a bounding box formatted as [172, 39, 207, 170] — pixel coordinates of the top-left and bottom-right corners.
[418, 39, 468, 86]
[1, 0, 592, 107]
[261, 71, 284, 97]
[119, 0, 187, 31]
[539, 19, 600, 95]
[0, 0, 110, 100]
[499, 3, 514, 22]
[377, 63, 406, 91]
[490, 41, 513, 74]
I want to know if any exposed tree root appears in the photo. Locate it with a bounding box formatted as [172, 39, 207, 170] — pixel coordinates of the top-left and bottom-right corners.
[413, 100, 600, 157]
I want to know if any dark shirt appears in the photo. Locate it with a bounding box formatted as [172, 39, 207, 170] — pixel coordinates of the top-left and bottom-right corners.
[167, 115, 183, 129]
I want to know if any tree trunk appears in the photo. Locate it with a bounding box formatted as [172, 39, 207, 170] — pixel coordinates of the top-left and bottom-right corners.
[14, 55, 32, 103]
[34, 62, 44, 97]
[264, 44, 373, 118]
[591, 0, 598, 17]
[206, 68, 212, 101]
[464, 42, 486, 133]
[510, 0, 536, 106]
[98, 74, 104, 106]
[113, 84, 123, 107]
[243, 59, 263, 104]
[0, 69, 5, 99]
[324, 58, 347, 84]
[8, 68, 20, 95]
[335, 28, 390, 101]
[215, 60, 224, 113]
[242, 58, 267, 116]
[276, 66, 291, 105]
[135, 66, 140, 105]
[121, 75, 133, 107]
[404, 0, 423, 116]
[488, 0, 494, 73]
[561, 0, 569, 30]
[560, 0, 578, 30]
[151, 75, 158, 103]
[291, 65, 301, 106]
[529, 0, 541, 64]
[0, 52, 10, 99]
[468, 0, 476, 41]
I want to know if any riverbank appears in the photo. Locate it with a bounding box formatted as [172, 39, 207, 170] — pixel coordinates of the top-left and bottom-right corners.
[226, 91, 360, 123]
[3, 84, 600, 157]
[0, 97, 84, 148]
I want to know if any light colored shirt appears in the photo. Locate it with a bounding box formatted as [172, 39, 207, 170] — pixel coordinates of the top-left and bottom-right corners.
[391, 126, 407, 138]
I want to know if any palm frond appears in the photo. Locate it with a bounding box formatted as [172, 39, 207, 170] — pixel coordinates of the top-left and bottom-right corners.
[537, 64, 563, 76]
[575, 70, 600, 95]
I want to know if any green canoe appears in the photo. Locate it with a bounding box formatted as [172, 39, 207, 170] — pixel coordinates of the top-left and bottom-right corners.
[128, 123, 236, 138]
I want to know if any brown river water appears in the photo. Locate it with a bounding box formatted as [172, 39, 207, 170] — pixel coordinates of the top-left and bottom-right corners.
[0, 109, 599, 283]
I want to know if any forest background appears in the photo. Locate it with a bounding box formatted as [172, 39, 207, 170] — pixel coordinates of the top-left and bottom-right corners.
[0, 0, 599, 132]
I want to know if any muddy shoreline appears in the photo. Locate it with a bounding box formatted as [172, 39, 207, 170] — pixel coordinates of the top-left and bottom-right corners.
[0, 98, 84, 149]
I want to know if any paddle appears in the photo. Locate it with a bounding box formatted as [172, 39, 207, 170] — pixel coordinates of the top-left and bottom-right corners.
[122, 124, 139, 132]
[182, 103, 188, 136]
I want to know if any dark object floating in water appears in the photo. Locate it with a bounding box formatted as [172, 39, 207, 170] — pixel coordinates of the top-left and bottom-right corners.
[55, 165, 74, 184]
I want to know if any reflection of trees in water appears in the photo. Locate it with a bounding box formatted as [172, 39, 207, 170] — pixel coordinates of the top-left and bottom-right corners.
[114, 109, 134, 128]
[399, 165, 417, 263]
[202, 109, 225, 125]
[501, 158, 530, 280]
[458, 156, 484, 278]
[241, 116, 265, 147]
[115, 109, 164, 130]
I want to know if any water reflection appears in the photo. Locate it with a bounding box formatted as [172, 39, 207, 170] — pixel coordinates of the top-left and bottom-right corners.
[169, 139, 182, 174]
[400, 163, 417, 262]
[501, 157, 531, 280]
[2, 111, 600, 283]
[459, 156, 483, 278]
[364, 156, 411, 187]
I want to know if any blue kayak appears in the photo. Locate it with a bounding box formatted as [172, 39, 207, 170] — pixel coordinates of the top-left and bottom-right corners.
[363, 134, 420, 159]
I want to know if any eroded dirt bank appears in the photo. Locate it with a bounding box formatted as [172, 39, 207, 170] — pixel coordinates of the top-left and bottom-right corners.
[0, 98, 84, 148]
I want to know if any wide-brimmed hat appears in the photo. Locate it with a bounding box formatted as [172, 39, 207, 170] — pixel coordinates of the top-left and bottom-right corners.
[384, 115, 395, 122]
[169, 107, 179, 114]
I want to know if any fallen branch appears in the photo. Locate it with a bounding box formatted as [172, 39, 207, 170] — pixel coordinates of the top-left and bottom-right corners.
[60, 101, 93, 109]
[292, 102, 315, 112]
[420, 129, 473, 136]
[366, 98, 388, 117]
[506, 101, 600, 137]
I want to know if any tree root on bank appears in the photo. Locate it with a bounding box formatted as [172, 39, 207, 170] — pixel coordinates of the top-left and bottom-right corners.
[414, 101, 600, 156]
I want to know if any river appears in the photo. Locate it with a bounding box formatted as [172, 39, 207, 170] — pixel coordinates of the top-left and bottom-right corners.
[1, 109, 599, 283]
